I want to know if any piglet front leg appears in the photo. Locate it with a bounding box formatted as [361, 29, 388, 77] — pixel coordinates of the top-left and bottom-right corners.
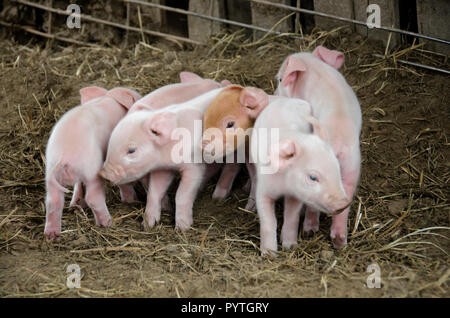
[331, 209, 349, 248]
[143, 169, 175, 231]
[174, 164, 205, 231]
[281, 196, 303, 249]
[256, 187, 277, 255]
[139, 173, 171, 211]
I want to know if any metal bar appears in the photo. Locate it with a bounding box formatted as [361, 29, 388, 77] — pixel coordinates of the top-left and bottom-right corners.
[13, 0, 202, 46]
[123, 0, 294, 37]
[249, 0, 450, 46]
[372, 53, 450, 75]
[8, 0, 450, 76]
[0, 20, 97, 47]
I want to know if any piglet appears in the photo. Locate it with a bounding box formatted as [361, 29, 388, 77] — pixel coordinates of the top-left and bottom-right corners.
[129, 72, 225, 113]
[99, 88, 226, 231]
[250, 97, 350, 255]
[44, 86, 142, 239]
[201, 85, 270, 207]
[275, 46, 362, 248]
[125, 72, 232, 207]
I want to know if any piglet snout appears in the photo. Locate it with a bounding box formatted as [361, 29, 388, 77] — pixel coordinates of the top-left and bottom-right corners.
[99, 164, 122, 184]
[331, 199, 352, 216]
[322, 193, 351, 215]
[98, 168, 112, 181]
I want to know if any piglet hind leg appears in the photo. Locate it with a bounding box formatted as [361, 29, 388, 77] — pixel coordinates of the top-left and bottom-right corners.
[242, 178, 251, 193]
[281, 196, 303, 249]
[212, 163, 240, 201]
[330, 166, 360, 248]
[198, 163, 222, 191]
[84, 178, 112, 228]
[143, 170, 174, 231]
[69, 182, 87, 208]
[174, 165, 204, 232]
[119, 183, 137, 203]
[303, 207, 320, 236]
[244, 162, 257, 212]
[44, 183, 65, 239]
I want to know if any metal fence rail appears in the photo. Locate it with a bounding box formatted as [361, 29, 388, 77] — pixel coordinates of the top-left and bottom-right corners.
[13, 0, 202, 45]
[124, 0, 291, 37]
[250, 0, 450, 46]
[7, 0, 450, 47]
[2, 0, 449, 74]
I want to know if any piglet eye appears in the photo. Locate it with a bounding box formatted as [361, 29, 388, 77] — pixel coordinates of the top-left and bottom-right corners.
[309, 175, 319, 182]
[226, 121, 235, 128]
[127, 148, 136, 154]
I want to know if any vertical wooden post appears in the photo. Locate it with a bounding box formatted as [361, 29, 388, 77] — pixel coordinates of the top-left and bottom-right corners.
[46, 0, 53, 48]
[125, 2, 130, 46]
[354, 0, 401, 49]
[294, 0, 301, 34]
[416, 0, 450, 55]
[251, 0, 293, 40]
[226, 0, 252, 34]
[148, 0, 164, 27]
[314, 0, 354, 31]
[188, 0, 226, 43]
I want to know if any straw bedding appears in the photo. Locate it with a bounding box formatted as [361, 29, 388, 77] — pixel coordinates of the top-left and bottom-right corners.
[0, 26, 448, 297]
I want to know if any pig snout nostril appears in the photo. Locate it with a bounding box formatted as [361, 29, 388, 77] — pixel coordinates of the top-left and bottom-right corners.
[99, 165, 120, 183]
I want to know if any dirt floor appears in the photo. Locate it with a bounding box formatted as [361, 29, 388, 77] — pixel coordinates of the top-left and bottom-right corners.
[0, 28, 449, 298]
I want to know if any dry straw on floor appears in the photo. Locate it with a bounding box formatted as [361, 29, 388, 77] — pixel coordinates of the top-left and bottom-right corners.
[0, 27, 449, 297]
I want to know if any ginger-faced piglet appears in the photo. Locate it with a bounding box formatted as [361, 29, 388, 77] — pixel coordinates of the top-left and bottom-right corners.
[201, 85, 269, 208]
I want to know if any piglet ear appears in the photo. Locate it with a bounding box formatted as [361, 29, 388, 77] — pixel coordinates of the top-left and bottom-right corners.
[279, 55, 306, 96]
[179, 72, 203, 83]
[144, 112, 177, 145]
[239, 87, 269, 119]
[312, 46, 344, 69]
[303, 115, 329, 142]
[270, 139, 300, 172]
[79, 86, 108, 104]
[107, 88, 142, 110]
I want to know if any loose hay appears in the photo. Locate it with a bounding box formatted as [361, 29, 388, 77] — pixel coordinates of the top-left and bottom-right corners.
[0, 29, 449, 297]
